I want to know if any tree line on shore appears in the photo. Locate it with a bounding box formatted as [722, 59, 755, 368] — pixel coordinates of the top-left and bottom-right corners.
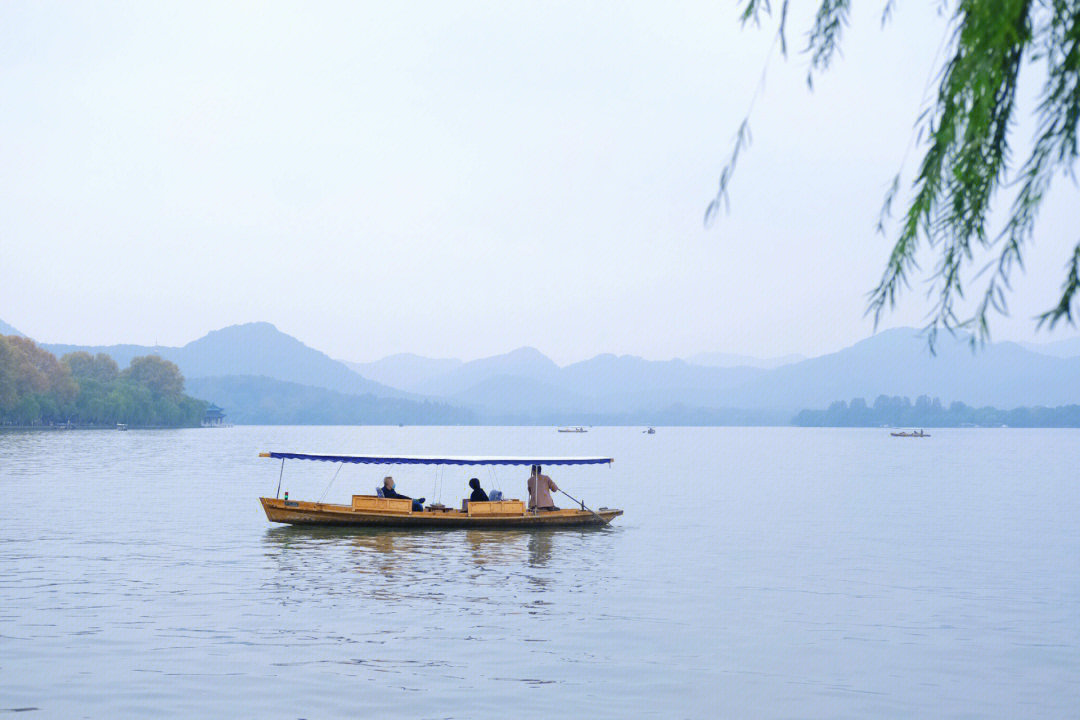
[793, 395, 1080, 428]
[0, 335, 206, 427]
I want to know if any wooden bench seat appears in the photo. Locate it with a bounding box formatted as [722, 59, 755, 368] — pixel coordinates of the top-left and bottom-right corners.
[351, 495, 412, 514]
[466, 499, 526, 517]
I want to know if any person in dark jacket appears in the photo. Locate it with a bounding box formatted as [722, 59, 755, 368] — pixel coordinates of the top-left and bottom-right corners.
[468, 477, 489, 503]
[382, 476, 424, 511]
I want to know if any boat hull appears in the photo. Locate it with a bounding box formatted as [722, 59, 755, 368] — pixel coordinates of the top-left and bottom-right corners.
[260, 497, 622, 528]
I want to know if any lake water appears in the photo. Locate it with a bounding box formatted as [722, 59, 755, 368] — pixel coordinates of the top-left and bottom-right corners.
[1, 426, 1077, 718]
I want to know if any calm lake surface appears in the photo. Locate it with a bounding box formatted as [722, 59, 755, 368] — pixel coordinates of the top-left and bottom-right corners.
[2, 426, 1077, 718]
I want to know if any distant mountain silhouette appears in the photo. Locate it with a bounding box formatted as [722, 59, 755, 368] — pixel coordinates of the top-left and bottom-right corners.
[413, 347, 561, 397]
[391, 349, 765, 418]
[0, 318, 25, 337]
[719, 328, 1080, 411]
[1022, 335, 1080, 358]
[344, 353, 463, 393]
[185, 375, 474, 425]
[687, 351, 805, 369]
[45, 322, 407, 399]
[558, 354, 763, 411]
[450, 374, 596, 416]
[351, 329, 1080, 419]
[26, 320, 1080, 424]
[352, 348, 772, 420]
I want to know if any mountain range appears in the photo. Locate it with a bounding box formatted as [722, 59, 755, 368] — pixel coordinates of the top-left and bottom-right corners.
[347, 330, 1080, 416]
[716, 330, 1080, 410]
[43, 322, 406, 399]
[356, 346, 770, 420]
[183, 375, 472, 425]
[4, 317, 1080, 424]
[1021, 335, 1080, 358]
[344, 354, 463, 393]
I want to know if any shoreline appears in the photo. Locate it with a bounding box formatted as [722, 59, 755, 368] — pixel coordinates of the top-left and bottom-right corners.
[0, 424, 206, 431]
[5, 423, 1080, 431]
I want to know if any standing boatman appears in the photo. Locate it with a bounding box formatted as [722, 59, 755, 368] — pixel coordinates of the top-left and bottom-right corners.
[527, 464, 559, 511]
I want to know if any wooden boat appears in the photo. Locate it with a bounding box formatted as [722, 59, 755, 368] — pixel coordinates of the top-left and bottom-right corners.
[258, 452, 622, 528]
[557, 426, 588, 433]
[890, 430, 930, 437]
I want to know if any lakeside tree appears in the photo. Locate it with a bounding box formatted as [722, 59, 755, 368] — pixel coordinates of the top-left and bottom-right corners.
[710, 0, 1080, 345]
[62, 351, 119, 384]
[0, 336, 77, 423]
[0, 335, 206, 427]
[121, 355, 184, 399]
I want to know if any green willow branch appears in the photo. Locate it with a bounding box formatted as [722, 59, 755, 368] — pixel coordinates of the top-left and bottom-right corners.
[715, 0, 1080, 348]
[706, 119, 752, 224]
[806, 0, 852, 86]
[1039, 240, 1080, 327]
[873, 0, 1033, 348]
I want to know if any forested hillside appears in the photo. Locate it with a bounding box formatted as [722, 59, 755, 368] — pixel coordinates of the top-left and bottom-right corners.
[0, 335, 206, 427]
[184, 375, 474, 425]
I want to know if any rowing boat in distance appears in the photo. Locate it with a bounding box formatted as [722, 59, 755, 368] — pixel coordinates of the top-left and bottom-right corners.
[890, 430, 930, 437]
[258, 452, 622, 528]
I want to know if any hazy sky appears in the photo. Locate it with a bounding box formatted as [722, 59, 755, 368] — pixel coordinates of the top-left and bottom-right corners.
[3, 1, 1077, 364]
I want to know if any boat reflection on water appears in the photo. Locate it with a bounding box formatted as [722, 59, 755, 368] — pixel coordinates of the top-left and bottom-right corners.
[262, 526, 566, 580]
[259, 524, 618, 619]
[462, 529, 555, 574]
[526, 531, 553, 568]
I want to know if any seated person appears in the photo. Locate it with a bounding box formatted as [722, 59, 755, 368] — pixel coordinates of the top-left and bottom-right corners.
[381, 476, 424, 512]
[468, 477, 489, 503]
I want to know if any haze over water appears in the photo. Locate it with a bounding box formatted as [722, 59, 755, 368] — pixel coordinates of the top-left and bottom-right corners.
[2, 426, 1077, 717]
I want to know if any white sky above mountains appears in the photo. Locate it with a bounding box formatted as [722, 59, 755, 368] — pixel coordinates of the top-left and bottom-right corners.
[3, 1, 1078, 364]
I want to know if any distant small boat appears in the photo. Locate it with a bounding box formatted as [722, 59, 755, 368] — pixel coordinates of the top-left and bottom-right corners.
[558, 427, 587, 433]
[644, 427, 655, 434]
[116, 423, 128, 431]
[891, 430, 929, 437]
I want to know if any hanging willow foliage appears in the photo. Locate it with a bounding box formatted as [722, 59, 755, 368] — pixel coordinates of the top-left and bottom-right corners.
[709, 0, 1080, 347]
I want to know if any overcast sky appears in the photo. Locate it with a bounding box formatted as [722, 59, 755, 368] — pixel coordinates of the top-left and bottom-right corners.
[3, 1, 1077, 364]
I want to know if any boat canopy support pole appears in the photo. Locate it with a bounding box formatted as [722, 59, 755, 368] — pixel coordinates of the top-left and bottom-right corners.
[318, 462, 344, 503]
[276, 458, 285, 499]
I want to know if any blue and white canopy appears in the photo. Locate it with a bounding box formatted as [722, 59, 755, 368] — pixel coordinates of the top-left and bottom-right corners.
[260, 452, 612, 466]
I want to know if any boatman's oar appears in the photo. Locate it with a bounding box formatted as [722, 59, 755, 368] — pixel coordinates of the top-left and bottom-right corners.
[559, 489, 611, 526]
